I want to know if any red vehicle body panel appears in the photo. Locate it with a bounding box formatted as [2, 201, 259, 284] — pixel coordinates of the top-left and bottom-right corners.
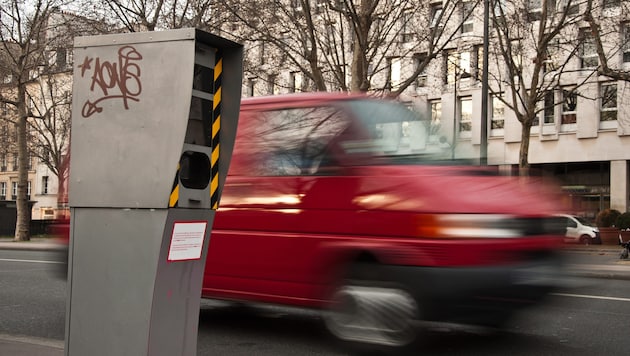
[201, 93, 565, 310]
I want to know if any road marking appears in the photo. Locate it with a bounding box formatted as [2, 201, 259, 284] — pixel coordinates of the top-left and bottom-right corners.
[0, 258, 65, 265]
[552, 292, 630, 302]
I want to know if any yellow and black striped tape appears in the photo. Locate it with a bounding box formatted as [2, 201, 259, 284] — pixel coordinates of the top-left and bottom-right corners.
[168, 50, 222, 209]
[169, 163, 179, 208]
[211, 51, 222, 210]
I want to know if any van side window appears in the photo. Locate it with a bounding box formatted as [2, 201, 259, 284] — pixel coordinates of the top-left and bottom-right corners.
[567, 218, 577, 228]
[250, 106, 350, 176]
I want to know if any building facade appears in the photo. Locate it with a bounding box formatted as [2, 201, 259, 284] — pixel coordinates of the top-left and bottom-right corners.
[2, 1, 628, 223]
[234, 0, 630, 220]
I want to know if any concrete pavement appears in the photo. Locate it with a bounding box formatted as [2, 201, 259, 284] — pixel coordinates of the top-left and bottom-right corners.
[1, 238, 629, 355]
[0, 334, 63, 356]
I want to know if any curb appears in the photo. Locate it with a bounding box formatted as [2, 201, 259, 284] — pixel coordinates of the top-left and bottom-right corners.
[0, 238, 64, 252]
[0, 242, 64, 252]
[564, 262, 630, 281]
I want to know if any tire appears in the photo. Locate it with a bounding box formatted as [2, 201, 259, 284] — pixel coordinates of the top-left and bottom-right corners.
[322, 263, 419, 354]
[579, 235, 591, 245]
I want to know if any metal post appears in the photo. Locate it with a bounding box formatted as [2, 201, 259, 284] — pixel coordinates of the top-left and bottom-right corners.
[452, 69, 457, 160]
[480, 0, 490, 165]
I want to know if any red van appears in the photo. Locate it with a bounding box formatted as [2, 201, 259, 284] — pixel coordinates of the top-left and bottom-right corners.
[202, 93, 565, 350]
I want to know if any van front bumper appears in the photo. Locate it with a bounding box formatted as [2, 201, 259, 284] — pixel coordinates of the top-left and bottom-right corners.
[383, 252, 564, 326]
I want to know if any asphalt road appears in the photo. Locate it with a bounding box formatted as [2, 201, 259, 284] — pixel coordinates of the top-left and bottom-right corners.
[1, 248, 630, 355]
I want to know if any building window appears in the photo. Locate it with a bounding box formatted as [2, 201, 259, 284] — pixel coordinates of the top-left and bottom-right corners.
[525, 0, 557, 19]
[400, 10, 414, 42]
[0, 182, 6, 200]
[54, 47, 67, 69]
[430, 4, 443, 28]
[509, 40, 523, 76]
[600, 82, 618, 124]
[11, 181, 17, 200]
[543, 90, 555, 124]
[560, 0, 579, 15]
[444, 50, 456, 85]
[0, 154, 6, 171]
[291, 0, 303, 12]
[290, 71, 303, 93]
[459, 51, 471, 79]
[42, 176, 49, 195]
[459, 97, 473, 135]
[561, 88, 578, 125]
[472, 45, 483, 80]
[12, 153, 17, 171]
[580, 29, 598, 68]
[386, 57, 402, 90]
[527, 0, 542, 20]
[603, 0, 620, 9]
[267, 74, 277, 95]
[247, 78, 256, 97]
[314, 0, 326, 14]
[430, 100, 442, 137]
[258, 42, 265, 65]
[413, 54, 428, 88]
[461, 1, 475, 34]
[543, 39, 559, 73]
[622, 24, 630, 63]
[492, 0, 507, 27]
[444, 50, 470, 86]
[491, 95, 505, 135]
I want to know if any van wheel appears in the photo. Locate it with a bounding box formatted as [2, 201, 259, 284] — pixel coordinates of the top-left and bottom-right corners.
[579, 235, 591, 245]
[323, 263, 419, 353]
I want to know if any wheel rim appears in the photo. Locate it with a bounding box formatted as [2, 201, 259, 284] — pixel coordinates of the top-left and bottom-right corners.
[324, 285, 418, 347]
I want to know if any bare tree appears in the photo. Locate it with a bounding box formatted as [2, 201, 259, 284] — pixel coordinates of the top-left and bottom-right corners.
[1, 0, 54, 240]
[489, 0, 596, 172]
[213, 0, 470, 95]
[583, 0, 630, 81]
[89, 0, 218, 31]
[0, 1, 88, 240]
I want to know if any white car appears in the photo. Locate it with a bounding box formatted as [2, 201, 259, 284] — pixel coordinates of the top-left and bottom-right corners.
[557, 214, 601, 245]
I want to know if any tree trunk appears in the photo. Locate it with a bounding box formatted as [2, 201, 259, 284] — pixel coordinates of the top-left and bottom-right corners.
[350, 39, 366, 91]
[518, 118, 532, 177]
[349, 0, 373, 92]
[14, 85, 30, 241]
[307, 52, 327, 90]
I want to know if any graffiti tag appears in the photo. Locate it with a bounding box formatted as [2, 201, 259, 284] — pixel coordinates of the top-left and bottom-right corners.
[79, 45, 143, 118]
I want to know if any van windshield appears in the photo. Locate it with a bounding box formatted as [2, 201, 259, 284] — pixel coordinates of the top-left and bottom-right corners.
[575, 216, 595, 227]
[340, 99, 450, 164]
[236, 98, 456, 177]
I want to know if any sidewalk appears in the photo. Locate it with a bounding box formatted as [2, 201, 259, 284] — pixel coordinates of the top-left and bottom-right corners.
[561, 243, 630, 280]
[0, 237, 65, 251]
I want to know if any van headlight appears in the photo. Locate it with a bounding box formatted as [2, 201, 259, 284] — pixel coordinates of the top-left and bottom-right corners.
[416, 214, 563, 239]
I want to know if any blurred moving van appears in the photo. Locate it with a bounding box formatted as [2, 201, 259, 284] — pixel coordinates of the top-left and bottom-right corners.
[201, 93, 566, 351]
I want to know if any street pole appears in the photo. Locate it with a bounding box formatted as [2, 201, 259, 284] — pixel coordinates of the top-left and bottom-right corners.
[452, 69, 457, 160]
[480, 0, 489, 165]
